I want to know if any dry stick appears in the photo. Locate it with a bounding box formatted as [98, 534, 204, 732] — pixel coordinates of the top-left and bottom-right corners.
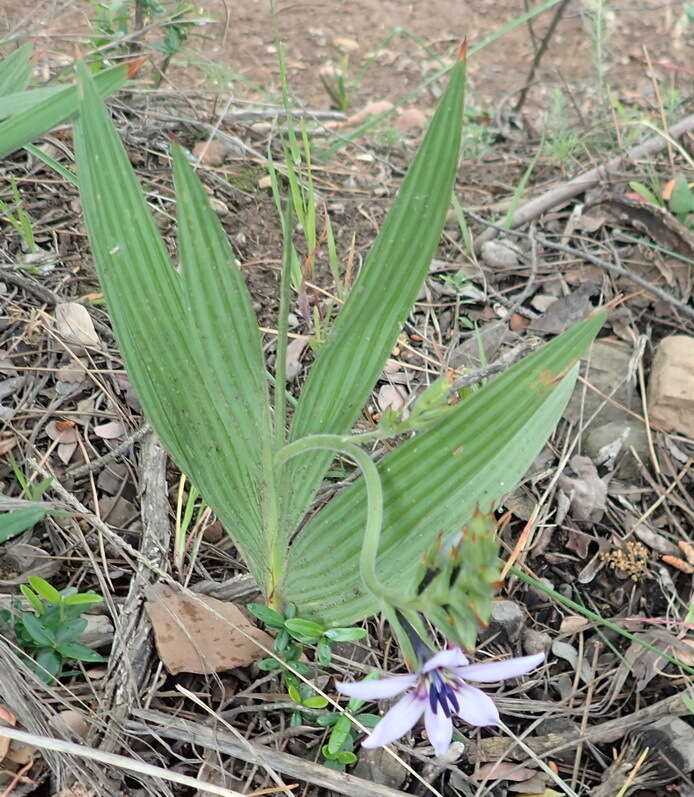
[467, 211, 694, 322]
[65, 423, 152, 479]
[474, 113, 694, 250]
[128, 709, 413, 797]
[0, 726, 248, 797]
[514, 0, 572, 114]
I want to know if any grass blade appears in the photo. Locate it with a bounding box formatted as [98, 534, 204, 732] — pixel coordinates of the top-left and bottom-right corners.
[73, 63, 270, 583]
[282, 48, 467, 539]
[0, 43, 33, 96]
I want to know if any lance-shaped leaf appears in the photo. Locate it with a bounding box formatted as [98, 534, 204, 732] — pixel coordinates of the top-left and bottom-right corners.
[283, 310, 606, 624]
[73, 63, 274, 584]
[0, 64, 128, 157]
[282, 48, 467, 538]
[0, 43, 32, 97]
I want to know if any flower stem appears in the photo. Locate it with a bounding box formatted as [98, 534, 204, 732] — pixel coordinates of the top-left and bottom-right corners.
[275, 434, 401, 606]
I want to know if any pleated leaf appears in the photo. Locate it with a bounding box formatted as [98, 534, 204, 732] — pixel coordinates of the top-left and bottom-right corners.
[0, 64, 127, 158]
[283, 51, 467, 538]
[283, 310, 606, 625]
[0, 43, 32, 97]
[73, 63, 273, 585]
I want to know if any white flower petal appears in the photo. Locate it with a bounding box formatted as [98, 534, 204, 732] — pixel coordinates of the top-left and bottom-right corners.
[424, 704, 453, 756]
[422, 647, 468, 673]
[362, 692, 425, 749]
[336, 674, 418, 700]
[457, 653, 545, 683]
[455, 683, 500, 727]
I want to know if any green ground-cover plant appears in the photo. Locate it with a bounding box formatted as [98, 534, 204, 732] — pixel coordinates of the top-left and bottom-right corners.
[71, 39, 606, 670]
[0, 576, 104, 683]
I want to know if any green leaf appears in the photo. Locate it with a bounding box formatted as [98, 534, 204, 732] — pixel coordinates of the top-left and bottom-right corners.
[55, 617, 88, 644]
[334, 750, 357, 765]
[0, 508, 46, 544]
[27, 576, 61, 604]
[284, 311, 606, 624]
[668, 175, 694, 215]
[356, 713, 381, 728]
[62, 592, 103, 606]
[0, 43, 33, 97]
[246, 604, 285, 629]
[21, 613, 55, 647]
[323, 627, 366, 642]
[328, 715, 351, 754]
[287, 684, 301, 704]
[282, 53, 468, 538]
[257, 657, 283, 671]
[284, 618, 324, 638]
[0, 63, 128, 158]
[73, 65, 275, 586]
[34, 648, 62, 681]
[316, 713, 339, 727]
[316, 637, 332, 666]
[628, 181, 659, 206]
[55, 642, 105, 663]
[19, 585, 43, 615]
[302, 695, 328, 709]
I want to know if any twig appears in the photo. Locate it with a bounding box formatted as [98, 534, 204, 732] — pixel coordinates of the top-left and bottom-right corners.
[474, 113, 694, 249]
[514, 0, 571, 114]
[65, 423, 152, 479]
[451, 339, 542, 390]
[0, 726, 248, 797]
[127, 709, 414, 797]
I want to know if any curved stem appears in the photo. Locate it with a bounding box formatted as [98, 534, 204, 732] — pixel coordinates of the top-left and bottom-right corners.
[276, 434, 401, 606]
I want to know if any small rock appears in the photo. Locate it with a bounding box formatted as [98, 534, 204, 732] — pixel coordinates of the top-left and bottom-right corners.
[522, 627, 550, 656]
[192, 139, 229, 167]
[394, 108, 427, 132]
[489, 600, 523, 642]
[352, 746, 407, 789]
[346, 100, 394, 126]
[647, 335, 694, 437]
[583, 419, 649, 480]
[49, 710, 89, 740]
[531, 294, 558, 312]
[333, 36, 359, 52]
[481, 239, 521, 269]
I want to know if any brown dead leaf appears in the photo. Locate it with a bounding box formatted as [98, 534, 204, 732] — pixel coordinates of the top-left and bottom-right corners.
[476, 762, 537, 782]
[93, 421, 125, 440]
[559, 615, 590, 635]
[394, 108, 427, 132]
[377, 384, 408, 412]
[0, 705, 16, 760]
[54, 302, 99, 348]
[346, 100, 394, 126]
[678, 540, 694, 565]
[557, 455, 608, 523]
[49, 710, 88, 740]
[46, 420, 79, 444]
[145, 585, 273, 674]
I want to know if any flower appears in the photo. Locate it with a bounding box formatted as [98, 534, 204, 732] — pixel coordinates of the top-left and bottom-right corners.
[336, 648, 544, 756]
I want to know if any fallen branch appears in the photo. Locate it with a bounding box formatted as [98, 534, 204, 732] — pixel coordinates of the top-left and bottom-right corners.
[127, 708, 413, 797]
[475, 113, 694, 249]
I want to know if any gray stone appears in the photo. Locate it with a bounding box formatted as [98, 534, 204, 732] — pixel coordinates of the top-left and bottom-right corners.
[489, 600, 523, 642]
[583, 419, 649, 480]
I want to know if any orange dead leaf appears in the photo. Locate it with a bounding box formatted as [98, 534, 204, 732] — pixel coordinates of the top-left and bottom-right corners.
[662, 178, 676, 202]
[55, 420, 76, 432]
[458, 38, 468, 62]
[125, 56, 148, 79]
[677, 540, 694, 565]
[662, 555, 694, 574]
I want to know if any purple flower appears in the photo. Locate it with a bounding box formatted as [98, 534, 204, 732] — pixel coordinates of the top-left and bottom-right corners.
[336, 648, 544, 756]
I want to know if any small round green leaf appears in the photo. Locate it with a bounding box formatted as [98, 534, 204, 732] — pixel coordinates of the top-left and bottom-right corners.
[302, 695, 328, 709]
[287, 684, 301, 704]
[62, 592, 103, 606]
[334, 750, 357, 765]
[21, 613, 55, 646]
[28, 576, 61, 604]
[323, 627, 367, 642]
[257, 657, 282, 671]
[19, 585, 43, 615]
[328, 715, 351, 754]
[34, 648, 61, 682]
[56, 642, 105, 663]
[285, 618, 324, 639]
[246, 603, 285, 629]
